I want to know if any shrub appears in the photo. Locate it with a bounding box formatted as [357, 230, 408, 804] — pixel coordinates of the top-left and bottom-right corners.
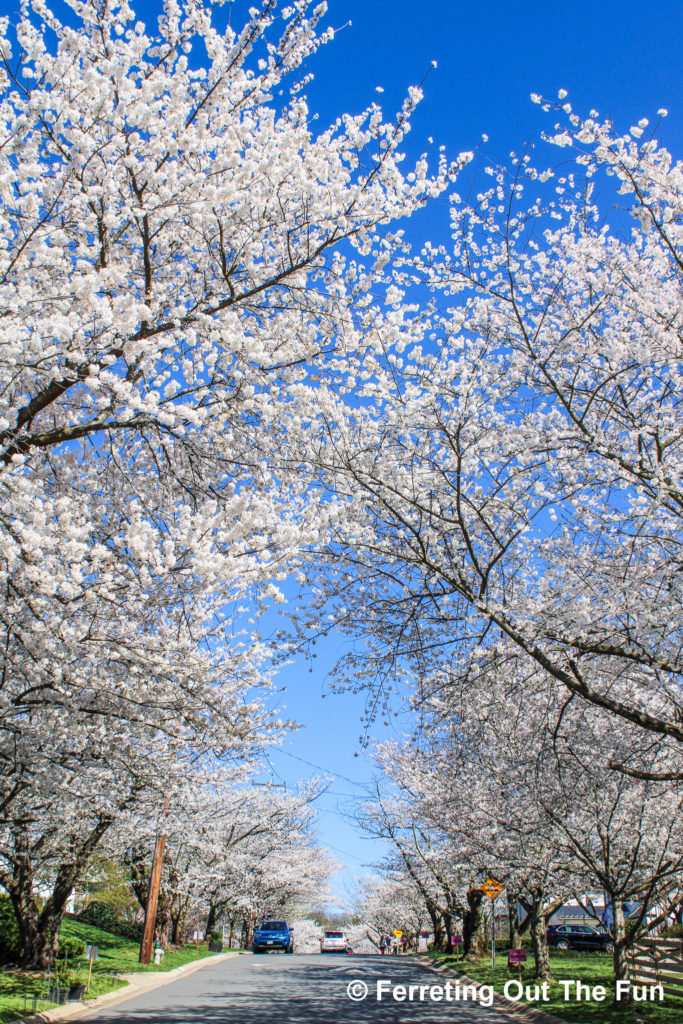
[58, 936, 87, 960]
[209, 931, 222, 942]
[0, 897, 23, 964]
[112, 918, 143, 941]
[661, 923, 683, 939]
[77, 901, 118, 933]
[76, 900, 142, 941]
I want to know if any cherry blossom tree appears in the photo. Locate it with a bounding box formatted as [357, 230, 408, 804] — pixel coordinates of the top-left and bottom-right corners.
[351, 873, 428, 952]
[356, 777, 488, 956]
[366, 652, 683, 984]
[537, 700, 683, 986]
[367, 724, 567, 979]
[297, 100, 683, 765]
[122, 776, 327, 946]
[0, 0, 466, 967]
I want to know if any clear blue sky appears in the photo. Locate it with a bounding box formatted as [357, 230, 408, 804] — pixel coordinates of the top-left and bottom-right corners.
[137, 0, 683, 908]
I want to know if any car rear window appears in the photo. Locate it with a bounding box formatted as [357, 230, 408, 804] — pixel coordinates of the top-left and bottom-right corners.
[261, 921, 287, 930]
[325, 931, 345, 938]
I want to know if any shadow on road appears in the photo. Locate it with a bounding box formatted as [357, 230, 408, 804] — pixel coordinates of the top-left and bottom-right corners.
[85, 955, 506, 1023]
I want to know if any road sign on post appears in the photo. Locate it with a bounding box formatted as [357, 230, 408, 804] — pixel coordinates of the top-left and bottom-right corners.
[480, 878, 504, 900]
[479, 878, 504, 969]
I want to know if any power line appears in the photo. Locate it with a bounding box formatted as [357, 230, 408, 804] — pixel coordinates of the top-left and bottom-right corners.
[275, 748, 372, 791]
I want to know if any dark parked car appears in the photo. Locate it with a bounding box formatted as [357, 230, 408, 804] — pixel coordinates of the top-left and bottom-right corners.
[547, 924, 613, 952]
[252, 920, 293, 953]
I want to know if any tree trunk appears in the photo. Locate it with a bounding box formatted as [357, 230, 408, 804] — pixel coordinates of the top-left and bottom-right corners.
[443, 910, 454, 951]
[528, 894, 552, 982]
[463, 889, 486, 958]
[10, 884, 59, 971]
[508, 894, 522, 947]
[205, 902, 217, 938]
[612, 899, 631, 1002]
[155, 886, 172, 948]
[6, 818, 113, 969]
[126, 845, 174, 948]
[427, 903, 444, 951]
[170, 897, 188, 946]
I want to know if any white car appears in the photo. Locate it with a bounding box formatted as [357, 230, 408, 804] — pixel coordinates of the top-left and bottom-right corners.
[320, 930, 348, 953]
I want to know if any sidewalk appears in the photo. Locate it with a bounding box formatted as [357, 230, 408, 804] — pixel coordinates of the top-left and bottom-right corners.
[9, 951, 246, 1024]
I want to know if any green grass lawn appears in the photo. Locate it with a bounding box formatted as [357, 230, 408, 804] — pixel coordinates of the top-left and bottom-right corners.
[431, 949, 683, 1024]
[0, 964, 128, 1023]
[0, 918, 230, 1023]
[60, 917, 224, 975]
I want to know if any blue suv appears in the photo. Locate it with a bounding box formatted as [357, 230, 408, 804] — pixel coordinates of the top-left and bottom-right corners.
[252, 920, 294, 953]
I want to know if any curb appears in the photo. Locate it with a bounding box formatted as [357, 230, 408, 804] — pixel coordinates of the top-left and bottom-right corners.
[417, 955, 572, 1024]
[8, 951, 246, 1024]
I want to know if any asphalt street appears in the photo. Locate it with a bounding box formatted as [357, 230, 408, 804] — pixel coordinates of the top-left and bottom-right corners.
[80, 953, 521, 1024]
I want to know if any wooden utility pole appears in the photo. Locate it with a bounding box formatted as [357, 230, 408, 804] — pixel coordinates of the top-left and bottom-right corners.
[139, 797, 169, 964]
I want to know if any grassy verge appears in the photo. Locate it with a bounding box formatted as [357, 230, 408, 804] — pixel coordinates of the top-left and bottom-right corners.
[430, 949, 683, 1024]
[61, 918, 224, 975]
[0, 919, 230, 1023]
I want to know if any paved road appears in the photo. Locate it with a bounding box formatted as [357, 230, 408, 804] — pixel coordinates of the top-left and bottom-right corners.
[81, 953, 518, 1024]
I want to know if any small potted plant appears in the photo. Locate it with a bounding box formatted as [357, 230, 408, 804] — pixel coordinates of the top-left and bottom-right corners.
[52, 962, 73, 1004]
[208, 930, 223, 952]
[67, 971, 86, 1002]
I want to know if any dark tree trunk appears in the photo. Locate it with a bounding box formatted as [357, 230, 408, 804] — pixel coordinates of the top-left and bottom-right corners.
[508, 894, 522, 947]
[427, 902, 444, 951]
[170, 893, 189, 946]
[126, 844, 173, 947]
[126, 844, 153, 910]
[5, 816, 114, 969]
[10, 884, 59, 971]
[528, 892, 552, 982]
[155, 886, 172, 948]
[463, 889, 486, 959]
[443, 910, 454, 951]
[611, 899, 631, 1001]
[205, 902, 217, 938]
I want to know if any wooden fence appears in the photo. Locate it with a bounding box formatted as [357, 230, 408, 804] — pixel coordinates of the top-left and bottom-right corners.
[627, 937, 683, 998]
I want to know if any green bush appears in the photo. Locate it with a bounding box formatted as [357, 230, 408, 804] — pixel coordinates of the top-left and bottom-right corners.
[209, 930, 221, 942]
[76, 900, 142, 941]
[661, 923, 683, 939]
[0, 896, 23, 964]
[113, 918, 143, 941]
[58, 935, 87, 960]
[77, 901, 118, 933]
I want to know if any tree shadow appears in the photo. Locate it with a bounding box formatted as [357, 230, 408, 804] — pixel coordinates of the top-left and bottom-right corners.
[84, 954, 510, 1023]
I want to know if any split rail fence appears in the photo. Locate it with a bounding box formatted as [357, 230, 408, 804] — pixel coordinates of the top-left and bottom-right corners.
[627, 937, 683, 999]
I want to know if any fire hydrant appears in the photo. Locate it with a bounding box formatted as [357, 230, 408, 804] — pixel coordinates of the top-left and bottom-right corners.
[153, 941, 164, 965]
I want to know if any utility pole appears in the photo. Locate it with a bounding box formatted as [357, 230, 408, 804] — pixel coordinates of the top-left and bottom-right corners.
[139, 797, 169, 964]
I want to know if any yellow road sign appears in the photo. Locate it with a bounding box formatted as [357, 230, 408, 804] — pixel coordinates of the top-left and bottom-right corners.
[480, 878, 504, 900]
